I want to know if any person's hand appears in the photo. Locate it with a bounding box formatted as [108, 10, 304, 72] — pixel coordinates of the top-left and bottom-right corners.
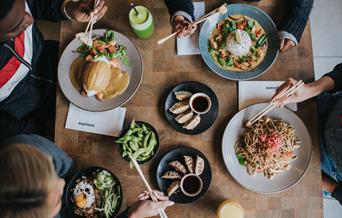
[172, 15, 197, 37]
[279, 38, 296, 52]
[322, 174, 338, 193]
[271, 78, 313, 107]
[64, 0, 108, 23]
[128, 190, 174, 218]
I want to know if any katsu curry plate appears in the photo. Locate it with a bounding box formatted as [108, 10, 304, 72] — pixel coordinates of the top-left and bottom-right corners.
[58, 29, 143, 111]
[199, 4, 279, 80]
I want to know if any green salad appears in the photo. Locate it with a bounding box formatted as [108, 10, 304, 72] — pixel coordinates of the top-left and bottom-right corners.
[76, 30, 130, 66]
[94, 170, 121, 218]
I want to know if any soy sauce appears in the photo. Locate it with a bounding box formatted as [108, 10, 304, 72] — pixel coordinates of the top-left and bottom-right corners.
[183, 176, 201, 194]
[192, 96, 209, 112]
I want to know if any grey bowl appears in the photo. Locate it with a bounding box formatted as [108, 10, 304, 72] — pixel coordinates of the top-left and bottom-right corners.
[199, 4, 279, 81]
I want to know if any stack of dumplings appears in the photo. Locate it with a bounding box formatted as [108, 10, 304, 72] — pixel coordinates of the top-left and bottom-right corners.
[161, 155, 205, 196]
[169, 91, 201, 130]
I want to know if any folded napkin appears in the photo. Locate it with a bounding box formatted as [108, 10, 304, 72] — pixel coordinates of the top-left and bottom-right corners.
[238, 81, 297, 111]
[176, 2, 205, 56]
[65, 103, 126, 137]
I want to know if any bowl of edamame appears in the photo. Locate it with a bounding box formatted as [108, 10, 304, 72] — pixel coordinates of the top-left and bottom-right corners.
[115, 120, 160, 164]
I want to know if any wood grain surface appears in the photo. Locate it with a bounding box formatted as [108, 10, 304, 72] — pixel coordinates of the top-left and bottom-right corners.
[56, 0, 323, 217]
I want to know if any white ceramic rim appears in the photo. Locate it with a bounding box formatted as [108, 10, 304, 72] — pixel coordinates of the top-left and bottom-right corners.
[221, 103, 313, 194]
[189, 93, 212, 115]
[180, 174, 204, 197]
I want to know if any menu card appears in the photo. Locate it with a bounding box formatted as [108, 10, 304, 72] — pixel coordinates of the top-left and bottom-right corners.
[238, 81, 297, 111]
[65, 103, 126, 136]
[176, 2, 205, 55]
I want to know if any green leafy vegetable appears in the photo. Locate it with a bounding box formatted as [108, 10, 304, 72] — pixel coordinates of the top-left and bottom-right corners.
[94, 170, 121, 218]
[225, 58, 233, 67]
[76, 30, 130, 66]
[236, 153, 246, 166]
[247, 20, 254, 28]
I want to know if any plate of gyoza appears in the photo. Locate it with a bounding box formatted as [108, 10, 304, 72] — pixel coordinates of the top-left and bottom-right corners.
[222, 103, 312, 193]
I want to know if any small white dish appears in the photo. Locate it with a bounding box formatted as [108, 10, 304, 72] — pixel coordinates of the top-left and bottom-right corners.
[180, 174, 203, 197]
[189, 93, 212, 114]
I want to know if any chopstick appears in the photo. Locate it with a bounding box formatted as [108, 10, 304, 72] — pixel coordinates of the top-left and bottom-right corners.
[157, 3, 227, 45]
[245, 80, 304, 127]
[87, 0, 100, 44]
[128, 154, 169, 218]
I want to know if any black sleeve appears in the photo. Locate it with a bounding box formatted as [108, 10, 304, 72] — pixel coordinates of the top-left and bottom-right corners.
[278, 0, 314, 42]
[332, 185, 342, 205]
[323, 63, 342, 92]
[26, 0, 67, 22]
[164, 0, 195, 20]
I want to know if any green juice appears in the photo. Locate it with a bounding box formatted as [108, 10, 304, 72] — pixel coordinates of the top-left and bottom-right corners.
[129, 6, 154, 39]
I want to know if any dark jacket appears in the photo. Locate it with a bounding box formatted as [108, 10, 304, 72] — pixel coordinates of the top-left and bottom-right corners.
[279, 0, 314, 42]
[323, 64, 342, 204]
[164, 0, 195, 21]
[325, 64, 342, 92]
[0, 0, 66, 120]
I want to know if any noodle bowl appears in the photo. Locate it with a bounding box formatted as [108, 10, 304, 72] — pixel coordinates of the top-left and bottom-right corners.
[235, 116, 300, 179]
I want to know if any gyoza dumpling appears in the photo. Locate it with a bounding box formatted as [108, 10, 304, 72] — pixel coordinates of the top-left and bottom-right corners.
[169, 161, 187, 174]
[162, 171, 182, 180]
[169, 101, 189, 114]
[183, 155, 194, 174]
[195, 155, 205, 175]
[175, 91, 192, 101]
[175, 110, 193, 124]
[183, 114, 201, 130]
[167, 180, 180, 197]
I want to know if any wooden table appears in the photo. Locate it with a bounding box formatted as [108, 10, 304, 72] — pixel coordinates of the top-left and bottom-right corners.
[56, 0, 323, 217]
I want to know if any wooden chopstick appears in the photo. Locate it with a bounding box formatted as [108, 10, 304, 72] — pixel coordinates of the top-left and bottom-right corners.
[128, 154, 169, 218]
[246, 80, 304, 127]
[157, 3, 227, 45]
[84, 0, 100, 44]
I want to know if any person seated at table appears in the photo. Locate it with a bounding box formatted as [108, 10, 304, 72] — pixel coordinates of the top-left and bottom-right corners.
[0, 134, 174, 218]
[0, 0, 108, 141]
[166, 0, 314, 52]
[272, 63, 342, 204]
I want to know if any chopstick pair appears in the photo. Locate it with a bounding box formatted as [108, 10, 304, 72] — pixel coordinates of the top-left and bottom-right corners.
[82, 0, 100, 45]
[157, 3, 228, 45]
[128, 154, 169, 218]
[245, 80, 304, 127]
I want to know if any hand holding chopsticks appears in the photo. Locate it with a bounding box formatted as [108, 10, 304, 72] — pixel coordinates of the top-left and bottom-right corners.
[157, 3, 228, 45]
[74, 0, 107, 46]
[128, 154, 170, 218]
[246, 80, 304, 127]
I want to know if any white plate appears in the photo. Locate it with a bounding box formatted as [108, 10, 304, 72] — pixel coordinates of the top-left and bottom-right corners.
[58, 29, 143, 111]
[222, 103, 312, 193]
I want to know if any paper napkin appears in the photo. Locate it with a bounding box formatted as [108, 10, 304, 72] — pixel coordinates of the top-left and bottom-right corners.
[65, 103, 126, 137]
[238, 81, 297, 111]
[176, 2, 205, 56]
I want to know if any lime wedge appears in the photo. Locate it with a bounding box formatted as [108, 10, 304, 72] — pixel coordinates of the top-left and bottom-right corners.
[235, 30, 242, 44]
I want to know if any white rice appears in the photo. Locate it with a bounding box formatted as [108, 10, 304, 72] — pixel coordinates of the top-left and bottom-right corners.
[225, 30, 252, 57]
[73, 181, 96, 208]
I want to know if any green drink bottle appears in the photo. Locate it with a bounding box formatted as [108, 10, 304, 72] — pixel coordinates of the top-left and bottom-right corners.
[129, 6, 154, 39]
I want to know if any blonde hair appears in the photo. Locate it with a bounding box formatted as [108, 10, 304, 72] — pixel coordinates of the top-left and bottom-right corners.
[0, 144, 55, 218]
